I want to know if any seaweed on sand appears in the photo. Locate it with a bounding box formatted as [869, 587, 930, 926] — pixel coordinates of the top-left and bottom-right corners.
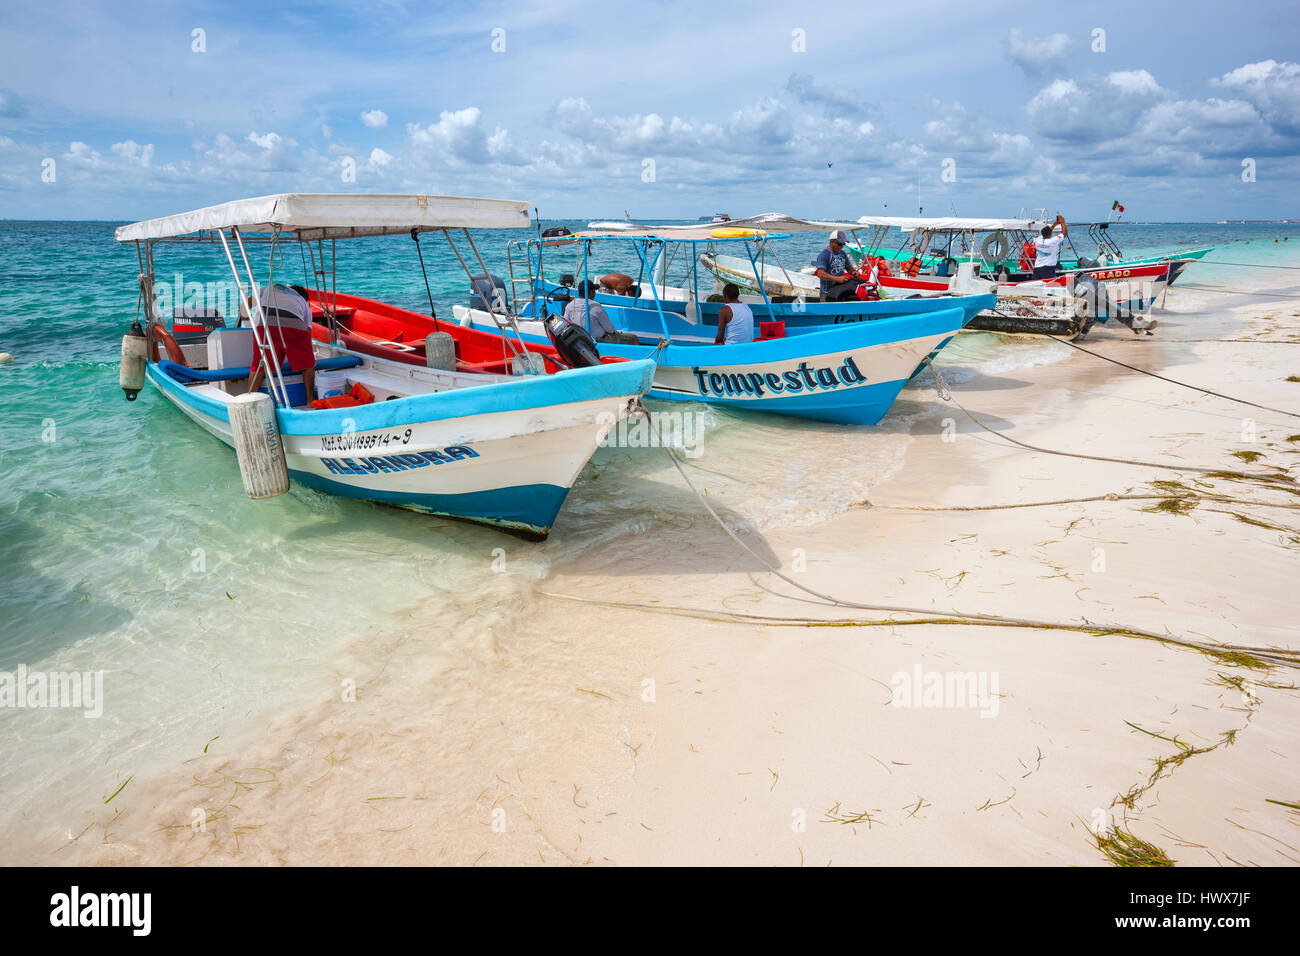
[1093, 826, 1175, 867]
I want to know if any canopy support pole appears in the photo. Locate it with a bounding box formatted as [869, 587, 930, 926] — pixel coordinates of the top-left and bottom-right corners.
[632, 240, 672, 342]
[409, 229, 441, 331]
[741, 241, 777, 322]
[218, 227, 291, 408]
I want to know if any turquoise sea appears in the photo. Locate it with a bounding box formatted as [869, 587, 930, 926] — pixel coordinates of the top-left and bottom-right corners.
[1, 217, 1298, 859]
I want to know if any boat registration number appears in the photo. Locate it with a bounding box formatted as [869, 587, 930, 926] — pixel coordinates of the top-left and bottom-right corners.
[319, 429, 414, 452]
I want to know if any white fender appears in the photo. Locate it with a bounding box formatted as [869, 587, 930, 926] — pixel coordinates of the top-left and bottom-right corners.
[684, 292, 698, 325]
[228, 392, 289, 499]
[119, 327, 147, 400]
[426, 331, 456, 370]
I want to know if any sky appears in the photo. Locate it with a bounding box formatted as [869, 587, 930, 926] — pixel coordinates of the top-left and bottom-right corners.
[1, 0, 1298, 222]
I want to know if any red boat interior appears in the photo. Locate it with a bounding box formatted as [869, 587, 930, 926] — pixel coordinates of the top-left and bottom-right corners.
[303, 289, 623, 375]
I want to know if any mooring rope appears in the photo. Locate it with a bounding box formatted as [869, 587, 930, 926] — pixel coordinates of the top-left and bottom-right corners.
[1174, 283, 1300, 299]
[1036, 336, 1300, 419]
[1200, 260, 1300, 270]
[603, 400, 1300, 670]
[920, 360, 1297, 482]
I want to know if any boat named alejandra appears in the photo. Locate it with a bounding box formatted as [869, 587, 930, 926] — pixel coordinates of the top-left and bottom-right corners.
[114, 193, 655, 538]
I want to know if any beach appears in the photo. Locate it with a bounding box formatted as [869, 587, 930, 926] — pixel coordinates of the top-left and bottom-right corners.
[27, 246, 1299, 868]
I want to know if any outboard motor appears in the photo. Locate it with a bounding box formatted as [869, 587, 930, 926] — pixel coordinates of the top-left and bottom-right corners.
[172, 306, 226, 347]
[469, 273, 508, 312]
[1069, 273, 1108, 335]
[543, 314, 602, 368]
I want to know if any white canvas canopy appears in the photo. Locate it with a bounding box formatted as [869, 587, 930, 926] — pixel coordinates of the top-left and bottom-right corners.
[115, 193, 532, 242]
[585, 212, 1045, 239]
[584, 213, 857, 238]
[852, 215, 1046, 233]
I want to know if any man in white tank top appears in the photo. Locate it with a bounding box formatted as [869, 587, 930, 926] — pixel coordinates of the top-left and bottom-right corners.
[713, 283, 755, 345]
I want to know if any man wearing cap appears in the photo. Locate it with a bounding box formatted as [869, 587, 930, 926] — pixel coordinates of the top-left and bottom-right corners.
[814, 231, 860, 302]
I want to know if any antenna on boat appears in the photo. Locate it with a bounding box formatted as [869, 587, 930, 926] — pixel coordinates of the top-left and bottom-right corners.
[410, 227, 441, 331]
[529, 208, 543, 326]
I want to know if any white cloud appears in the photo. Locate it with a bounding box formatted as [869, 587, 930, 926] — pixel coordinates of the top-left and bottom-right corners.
[786, 73, 875, 120]
[110, 140, 153, 166]
[1107, 70, 1162, 96]
[1212, 59, 1300, 134]
[1027, 72, 1164, 143]
[1003, 28, 1072, 77]
[361, 109, 388, 129]
[369, 147, 392, 167]
[247, 131, 281, 150]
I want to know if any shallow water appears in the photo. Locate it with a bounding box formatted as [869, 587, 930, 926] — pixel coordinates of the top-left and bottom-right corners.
[1, 217, 1296, 857]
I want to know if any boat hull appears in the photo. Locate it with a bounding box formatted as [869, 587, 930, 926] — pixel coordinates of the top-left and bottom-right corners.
[530, 277, 995, 336]
[461, 305, 968, 426]
[145, 355, 655, 538]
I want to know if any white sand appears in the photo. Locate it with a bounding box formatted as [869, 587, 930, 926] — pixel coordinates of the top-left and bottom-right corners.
[53, 271, 1300, 867]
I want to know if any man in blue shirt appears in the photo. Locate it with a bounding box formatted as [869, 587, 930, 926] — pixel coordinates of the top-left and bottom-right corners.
[814, 230, 860, 301]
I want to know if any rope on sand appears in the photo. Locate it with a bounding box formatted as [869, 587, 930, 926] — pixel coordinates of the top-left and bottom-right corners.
[1172, 283, 1300, 299]
[1035, 336, 1300, 419]
[873, 492, 1300, 513]
[1200, 260, 1300, 270]
[922, 361, 1299, 481]
[599, 401, 1300, 672]
[540, 590, 1300, 671]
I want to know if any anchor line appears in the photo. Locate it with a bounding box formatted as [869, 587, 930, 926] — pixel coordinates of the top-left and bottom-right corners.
[625, 401, 1299, 670]
[1032, 337, 1300, 419]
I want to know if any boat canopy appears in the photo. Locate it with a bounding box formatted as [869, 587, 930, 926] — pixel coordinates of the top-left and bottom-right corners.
[115, 193, 533, 242]
[585, 212, 1046, 238]
[852, 215, 1047, 233]
[586, 213, 857, 238]
[575, 225, 790, 242]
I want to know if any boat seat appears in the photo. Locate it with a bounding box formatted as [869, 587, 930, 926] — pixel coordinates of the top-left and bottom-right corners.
[309, 306, 357, 321]
[158, 355, 362, 384]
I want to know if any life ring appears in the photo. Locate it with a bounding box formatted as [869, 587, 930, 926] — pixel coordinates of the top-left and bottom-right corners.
[149, 322, 188, 365]
[543, 315, 602, 368]
[980, 230, 1011, 263]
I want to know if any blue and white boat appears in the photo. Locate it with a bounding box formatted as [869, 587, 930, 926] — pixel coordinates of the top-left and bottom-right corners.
[114, 193, 656, 538]
[458, 227, 991, 425]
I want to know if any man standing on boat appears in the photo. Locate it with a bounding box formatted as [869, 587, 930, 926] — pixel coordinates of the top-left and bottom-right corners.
[713, 284, 755, 345]
[1031, 215, 1069, 280]
[244, 283, 316, 403]
[814, 231, 860, 301]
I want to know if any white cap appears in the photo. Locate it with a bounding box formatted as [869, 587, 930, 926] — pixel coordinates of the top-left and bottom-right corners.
[829, 230, 849, 243]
